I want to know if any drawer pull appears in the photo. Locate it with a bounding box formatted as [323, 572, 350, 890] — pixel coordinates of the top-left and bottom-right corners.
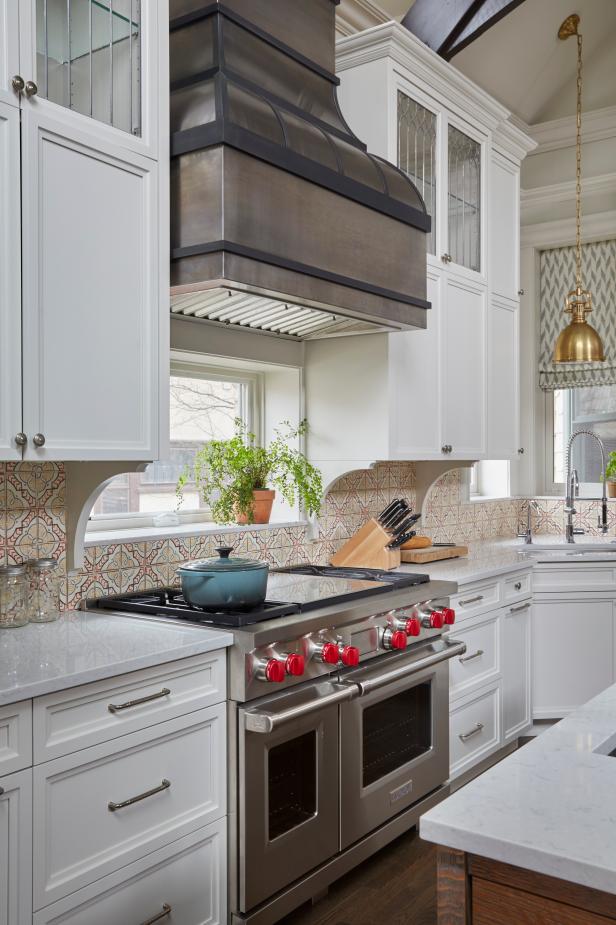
[459, 722, 484, 742]
[509, 602, 531, 614]
[459, 648, 484, 664]
[0, 787, 4, 796]
[514, 581, 522, 591]
[108, 687, 171, 713]
[459, 594, 484, 606]
[108, 778, 171, 812]
[141, 903, 172, 925]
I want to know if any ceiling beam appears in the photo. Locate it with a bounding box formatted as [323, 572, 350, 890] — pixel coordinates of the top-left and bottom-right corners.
[401, 0, 527, 60]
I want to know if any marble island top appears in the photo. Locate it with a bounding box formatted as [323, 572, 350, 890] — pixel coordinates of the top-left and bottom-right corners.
[0, 611, 233, 705]
[421, 681, 616, 895]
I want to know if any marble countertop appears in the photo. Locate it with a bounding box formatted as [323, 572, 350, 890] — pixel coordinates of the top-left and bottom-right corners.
[0, 611, 233, 705]
[420, 681, 616, 895]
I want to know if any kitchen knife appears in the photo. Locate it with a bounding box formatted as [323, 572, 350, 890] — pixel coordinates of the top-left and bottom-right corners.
[389, 515, 416, 538]
[387, 530, 416, 549]
[381, 500, 408, 528]
[384, 504, 411, 531]
[377, 499, 401, 525]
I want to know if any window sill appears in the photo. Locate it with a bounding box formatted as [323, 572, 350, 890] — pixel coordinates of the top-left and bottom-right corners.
[469, 495, 513, 502]
[85, 520, 308, 547]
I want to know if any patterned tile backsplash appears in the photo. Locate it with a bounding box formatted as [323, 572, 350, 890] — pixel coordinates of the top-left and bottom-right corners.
[0, 460, 608, 612]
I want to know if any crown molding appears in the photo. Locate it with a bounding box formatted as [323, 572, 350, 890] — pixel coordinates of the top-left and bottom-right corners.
[493, 118, 537, 162]
[336, 21, 509, 131]
[521, 209, 616, 249]
[529, 105, 616, 155]
[335, 0, 391, 37]
[521, 172, 616, 221]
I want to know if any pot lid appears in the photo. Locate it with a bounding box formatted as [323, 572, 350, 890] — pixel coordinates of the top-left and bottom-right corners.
[180, 546, 267, 573]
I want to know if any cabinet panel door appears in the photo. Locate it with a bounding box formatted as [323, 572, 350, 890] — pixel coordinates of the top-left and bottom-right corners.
[487, 296, 519, 459]
[389, 271, 442, 458]
[503, 601, 531, 740]
[532, 598, 615, 719]
[0, 768, 33, 925]
[0, 2, 19, 108]
[21, 106, 160, 460]
[442, 276, 486, 458]
[0, 101, 22, 460]
[489, 152, 520, 302]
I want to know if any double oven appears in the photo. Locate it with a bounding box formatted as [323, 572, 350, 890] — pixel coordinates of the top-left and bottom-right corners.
[234, 635, 463, 920]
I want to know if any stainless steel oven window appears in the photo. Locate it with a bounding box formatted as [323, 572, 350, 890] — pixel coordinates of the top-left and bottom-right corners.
[268, 731, 317, 840]
[362, 681, 432, 787]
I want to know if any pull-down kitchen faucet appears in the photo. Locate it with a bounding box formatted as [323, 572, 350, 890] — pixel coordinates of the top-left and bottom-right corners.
[564, 429, 608, 542]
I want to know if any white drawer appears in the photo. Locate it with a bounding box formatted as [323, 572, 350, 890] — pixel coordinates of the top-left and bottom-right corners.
[503, 571, 532, 601]
[449, 613, 500, 700]
[451, 580, 500, 622]
[0, 700, 32, 775]
[33, 821, 227, 925]
[533, 564, 616, 591]
[33, 704, 226, 909]
[34, 651, 226, 762]
[449, 683, 501, 779]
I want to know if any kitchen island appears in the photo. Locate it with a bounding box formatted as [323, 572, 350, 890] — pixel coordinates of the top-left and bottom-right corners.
[421, 680, 616, 923]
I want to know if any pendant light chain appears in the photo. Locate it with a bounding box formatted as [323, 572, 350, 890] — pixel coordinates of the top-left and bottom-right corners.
[575, 31, 583, 291]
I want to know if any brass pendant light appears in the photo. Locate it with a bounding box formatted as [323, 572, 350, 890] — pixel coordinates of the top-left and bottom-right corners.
[553, 13, 605, 364]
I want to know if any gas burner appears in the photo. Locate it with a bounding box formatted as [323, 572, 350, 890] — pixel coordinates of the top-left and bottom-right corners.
[87, 588, 300, 628]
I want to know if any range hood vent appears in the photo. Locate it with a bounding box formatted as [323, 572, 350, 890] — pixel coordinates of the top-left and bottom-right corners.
[169, 0, 431, 336]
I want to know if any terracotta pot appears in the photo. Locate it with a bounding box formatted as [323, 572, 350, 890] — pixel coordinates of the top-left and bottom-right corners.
[236, 489, 276, 525]
[608, 480, 616, 499]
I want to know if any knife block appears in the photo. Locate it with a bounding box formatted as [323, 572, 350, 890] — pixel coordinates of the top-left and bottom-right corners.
[330, 518, 401, 570]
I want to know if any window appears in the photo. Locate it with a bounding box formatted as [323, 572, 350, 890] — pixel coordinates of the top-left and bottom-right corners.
[549, 386, 616, 492]
[469, 461, 510, 498]
[89, 358, 261, 531]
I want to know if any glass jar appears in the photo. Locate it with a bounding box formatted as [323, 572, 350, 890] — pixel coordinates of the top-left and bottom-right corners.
[28, 558, 61, 624]
[0, 564, 29, 628]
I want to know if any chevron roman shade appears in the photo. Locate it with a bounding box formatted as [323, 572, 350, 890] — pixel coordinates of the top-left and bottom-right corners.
[539, 239, 616, 390]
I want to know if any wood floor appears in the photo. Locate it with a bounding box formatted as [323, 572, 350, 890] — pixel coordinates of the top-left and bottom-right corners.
[278, 827, 438, 925]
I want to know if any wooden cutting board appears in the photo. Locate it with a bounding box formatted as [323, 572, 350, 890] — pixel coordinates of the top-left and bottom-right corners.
[401, 545, 468, 563]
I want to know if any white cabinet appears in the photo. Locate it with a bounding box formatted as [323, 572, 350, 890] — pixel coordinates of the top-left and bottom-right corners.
[0, 768, 33, 925]
[329, 24, 535, 466]
[0, 0, 169, 461]
[532, 596, 616, 719]
[503, 600, 531, 740]
[0, 2, 19, 108]
[487, 296, 520, 459]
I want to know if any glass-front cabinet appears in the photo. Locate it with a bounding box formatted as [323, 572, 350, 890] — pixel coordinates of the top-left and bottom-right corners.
[396, 83, 485, 279]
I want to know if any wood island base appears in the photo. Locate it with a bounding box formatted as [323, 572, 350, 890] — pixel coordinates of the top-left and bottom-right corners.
[437, 848, 616, 924]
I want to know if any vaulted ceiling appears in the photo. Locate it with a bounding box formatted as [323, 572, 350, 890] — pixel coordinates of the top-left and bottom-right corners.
[376, 0, 616, 125]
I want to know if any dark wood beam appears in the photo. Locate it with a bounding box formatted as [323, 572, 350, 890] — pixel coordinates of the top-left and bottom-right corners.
[401, 0, 528, 61]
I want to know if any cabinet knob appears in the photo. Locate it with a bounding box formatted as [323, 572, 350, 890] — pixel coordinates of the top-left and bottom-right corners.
[33, 433, 45, 447]
[441, 444, 453, 454]
[517, 447, 525, 454]
[11, 75, 25, 93]
[518, 288, 525, 296]
[441, 253, 452, 264]
[25, 80, 38, 98]
[14, 432, 27, 447]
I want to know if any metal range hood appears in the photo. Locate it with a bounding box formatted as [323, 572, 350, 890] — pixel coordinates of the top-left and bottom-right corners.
[169, 0, 431, 339]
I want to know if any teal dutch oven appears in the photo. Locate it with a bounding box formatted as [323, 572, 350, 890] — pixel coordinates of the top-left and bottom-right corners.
[177, 546, 268, 610]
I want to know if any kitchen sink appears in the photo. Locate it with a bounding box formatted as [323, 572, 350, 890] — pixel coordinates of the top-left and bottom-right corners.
[521, 543, 616, 558]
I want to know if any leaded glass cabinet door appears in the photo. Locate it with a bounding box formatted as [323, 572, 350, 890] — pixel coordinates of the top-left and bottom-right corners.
[447, 123, 482, 274]
[397, 89, 437, 256]
[32, 0, 141, 135]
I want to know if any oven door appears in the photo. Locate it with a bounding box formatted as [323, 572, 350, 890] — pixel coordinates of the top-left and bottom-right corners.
[339, 636, 465, 849]
[238, 679, 354, 913]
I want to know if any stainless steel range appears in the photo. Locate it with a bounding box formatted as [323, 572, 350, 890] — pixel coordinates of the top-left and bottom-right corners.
[88, 566, 462, 925]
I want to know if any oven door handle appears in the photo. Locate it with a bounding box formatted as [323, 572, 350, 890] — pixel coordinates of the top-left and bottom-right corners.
[348, 637, 467, 696]
[243, 683, 359, 734]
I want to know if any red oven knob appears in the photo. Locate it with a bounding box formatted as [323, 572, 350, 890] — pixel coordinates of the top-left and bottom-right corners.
[405, 617, 421, 637]
[423, 611, 444, 629]
[264, 659, 286, 683]
[285, 653, 305, 677]
[320, 642, 341, 665]
[443, 607, 456, 625]
[383, 628, 407, 650]
[340, 645, 360, 667]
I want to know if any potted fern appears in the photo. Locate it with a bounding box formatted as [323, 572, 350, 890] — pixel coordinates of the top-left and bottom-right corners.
[177, 419, 323, 525]
[605, 452, 616, 498]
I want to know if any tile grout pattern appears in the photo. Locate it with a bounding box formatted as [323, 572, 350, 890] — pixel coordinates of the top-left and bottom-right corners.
[2, 462, 606, 612]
